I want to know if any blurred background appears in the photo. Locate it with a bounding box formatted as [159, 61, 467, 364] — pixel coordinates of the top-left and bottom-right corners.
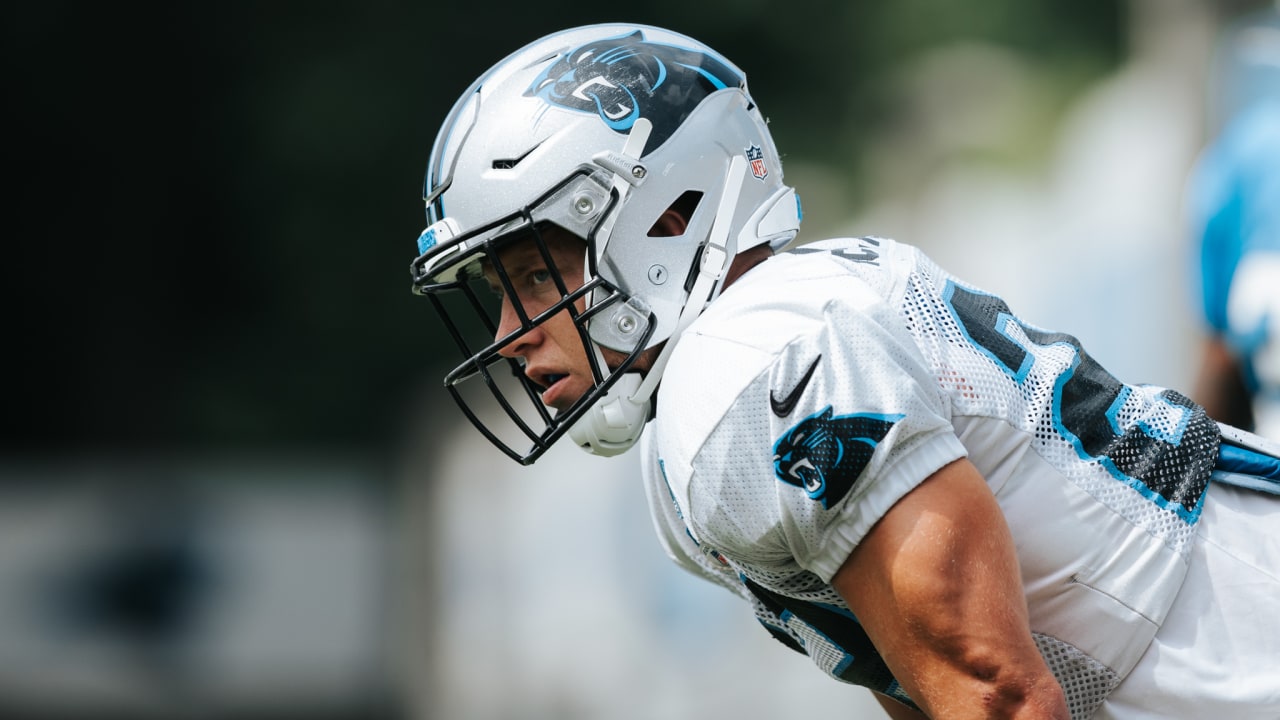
[5, 1, 1275, 718]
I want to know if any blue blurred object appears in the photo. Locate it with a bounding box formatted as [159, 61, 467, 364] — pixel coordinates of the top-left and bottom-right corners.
[1188, 4, 1280, 438]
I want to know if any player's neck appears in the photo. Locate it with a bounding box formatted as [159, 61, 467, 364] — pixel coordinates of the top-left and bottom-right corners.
[723, 244, 774, 290]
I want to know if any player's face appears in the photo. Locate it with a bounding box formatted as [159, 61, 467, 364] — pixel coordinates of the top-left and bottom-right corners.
[484, 228, 599, 412]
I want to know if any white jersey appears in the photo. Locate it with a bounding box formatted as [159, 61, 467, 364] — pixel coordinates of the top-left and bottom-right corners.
[640, 237, 1226, 718]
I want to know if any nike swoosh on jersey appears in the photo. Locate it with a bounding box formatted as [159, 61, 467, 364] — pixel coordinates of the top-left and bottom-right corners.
[770, 355, 822, 417]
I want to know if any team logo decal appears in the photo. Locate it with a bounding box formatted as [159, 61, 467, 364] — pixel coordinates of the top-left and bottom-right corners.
[525, 30, 743, 152]
[772, 406, 902, 509]
[746, 144, 768, 180]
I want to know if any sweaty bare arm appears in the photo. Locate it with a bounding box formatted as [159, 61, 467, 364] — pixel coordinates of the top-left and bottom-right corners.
[833, 458, 1068, 720]
[875, 691, 929, 720]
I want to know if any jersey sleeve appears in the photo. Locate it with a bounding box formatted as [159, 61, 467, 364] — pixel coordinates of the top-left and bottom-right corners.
[680, 269, 968, 583]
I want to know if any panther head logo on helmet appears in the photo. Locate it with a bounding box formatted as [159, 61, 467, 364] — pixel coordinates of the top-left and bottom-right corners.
[525, 30, 745, 152]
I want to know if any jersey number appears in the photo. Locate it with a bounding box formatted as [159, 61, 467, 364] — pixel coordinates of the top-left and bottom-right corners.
[943, 280, 1212, 519]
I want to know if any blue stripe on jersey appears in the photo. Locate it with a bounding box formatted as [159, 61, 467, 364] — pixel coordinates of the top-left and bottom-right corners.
[1217, 443, 1280, 480]
[742, 576, 918, 710]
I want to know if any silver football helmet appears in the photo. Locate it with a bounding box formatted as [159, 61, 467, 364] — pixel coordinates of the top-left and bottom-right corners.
[411, 23, 801, 464]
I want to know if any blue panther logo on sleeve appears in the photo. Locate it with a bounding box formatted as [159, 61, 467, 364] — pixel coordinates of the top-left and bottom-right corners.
[525, 30, 744, 152]
[773, 406, 902, 509]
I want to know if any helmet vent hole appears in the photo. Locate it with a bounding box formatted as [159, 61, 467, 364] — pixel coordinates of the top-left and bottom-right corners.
[647, 190, 703, 237]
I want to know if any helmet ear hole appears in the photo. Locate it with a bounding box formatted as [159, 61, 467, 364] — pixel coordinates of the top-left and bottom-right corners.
[647, 190, 703, 237]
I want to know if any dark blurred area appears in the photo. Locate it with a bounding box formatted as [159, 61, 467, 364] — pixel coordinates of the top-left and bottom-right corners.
[3, 2, 1266, 719]
[3, 0, 1125, 458]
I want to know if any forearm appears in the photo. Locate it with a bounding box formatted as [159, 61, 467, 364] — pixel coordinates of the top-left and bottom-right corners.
[876, 691, 929, 720]
[904, 652, 1065, 719]
[880, 578, 1066, 718]
[836, 459, 1069, 719]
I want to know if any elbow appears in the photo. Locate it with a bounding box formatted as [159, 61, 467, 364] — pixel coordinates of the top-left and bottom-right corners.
[939, 643, 1068, 719]
[980, 676, 1068, 720]
[975, 677, 1040, 717]
[964, 655, 1029, 711]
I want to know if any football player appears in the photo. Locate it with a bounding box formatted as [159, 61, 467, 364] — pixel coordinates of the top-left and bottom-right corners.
[410, 23, 1280, 719]
[1188, 6, 1280, 441]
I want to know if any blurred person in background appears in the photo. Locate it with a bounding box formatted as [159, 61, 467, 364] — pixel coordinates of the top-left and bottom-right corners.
[409, 23, 1280, 720]
[1189, 3, 1280, 438]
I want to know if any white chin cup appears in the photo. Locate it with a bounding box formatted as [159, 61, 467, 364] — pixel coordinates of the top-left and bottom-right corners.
[567, 372, 650, 457]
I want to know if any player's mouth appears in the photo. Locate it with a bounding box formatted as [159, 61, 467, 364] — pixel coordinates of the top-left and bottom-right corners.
[538, 373, 574, 408]
[539, 373, 568, 391]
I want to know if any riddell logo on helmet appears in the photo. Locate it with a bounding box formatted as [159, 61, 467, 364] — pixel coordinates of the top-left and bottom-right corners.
[746, 145, 768, 180]
[417, 228, 438, 255]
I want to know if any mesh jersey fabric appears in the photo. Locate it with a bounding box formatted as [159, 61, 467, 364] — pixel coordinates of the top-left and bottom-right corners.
[641, 236, 1225, 719]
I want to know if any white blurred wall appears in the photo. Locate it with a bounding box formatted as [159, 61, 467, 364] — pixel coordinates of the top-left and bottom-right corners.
[0, 458, 396, 720]
[810, 0, 1217, 393]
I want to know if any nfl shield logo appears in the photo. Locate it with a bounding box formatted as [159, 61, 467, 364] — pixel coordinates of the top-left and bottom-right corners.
[746, 144, 768, 180]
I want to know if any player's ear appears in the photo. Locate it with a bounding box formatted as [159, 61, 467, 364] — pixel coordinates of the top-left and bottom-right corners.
[647, 207, 689, 238]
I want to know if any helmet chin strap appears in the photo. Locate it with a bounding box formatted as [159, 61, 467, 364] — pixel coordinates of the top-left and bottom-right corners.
[569, 155, 750, 456]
